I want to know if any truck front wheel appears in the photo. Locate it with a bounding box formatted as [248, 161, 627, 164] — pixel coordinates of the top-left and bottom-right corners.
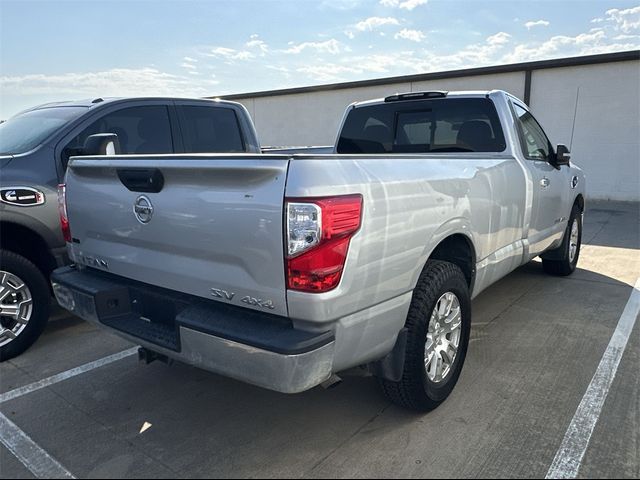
[541, 205, 582, 276]
[378, 260, 471, 411]
[0, 250, 50, 361]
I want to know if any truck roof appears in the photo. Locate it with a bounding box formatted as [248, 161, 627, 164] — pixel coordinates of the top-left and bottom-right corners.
[352, 90, 511, 108]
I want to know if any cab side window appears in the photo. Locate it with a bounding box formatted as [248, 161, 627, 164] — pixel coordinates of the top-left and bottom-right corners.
[178, 106, 245, 153]
[68, 106, 173, 154]
[512, 103, 552, 161]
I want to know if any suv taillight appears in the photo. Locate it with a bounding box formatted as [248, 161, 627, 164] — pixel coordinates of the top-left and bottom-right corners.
[57, 184, 71, 242]
[286, 194, 362, 293]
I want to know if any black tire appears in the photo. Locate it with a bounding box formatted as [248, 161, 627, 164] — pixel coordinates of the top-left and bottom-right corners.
[542, 206, 582, 276]
[0, 250, 50, 361]
[378, 260, 471, 412]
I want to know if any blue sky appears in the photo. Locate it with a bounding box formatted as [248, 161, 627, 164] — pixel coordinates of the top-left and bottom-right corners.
[1, 0, 638, 118]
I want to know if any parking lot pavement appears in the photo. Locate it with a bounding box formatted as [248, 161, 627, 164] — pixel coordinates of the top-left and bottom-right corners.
[0, 201, 638, 479]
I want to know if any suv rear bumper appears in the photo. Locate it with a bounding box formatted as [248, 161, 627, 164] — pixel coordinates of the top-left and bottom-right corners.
[51, 266, 335, 394]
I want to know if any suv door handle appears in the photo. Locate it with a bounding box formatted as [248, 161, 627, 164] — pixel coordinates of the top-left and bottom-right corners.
[540, 177, 550, 189]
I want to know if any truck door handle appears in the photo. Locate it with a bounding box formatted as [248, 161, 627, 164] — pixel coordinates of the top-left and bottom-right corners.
[540, 177, 550, 189]
[117, 169, 165, 193]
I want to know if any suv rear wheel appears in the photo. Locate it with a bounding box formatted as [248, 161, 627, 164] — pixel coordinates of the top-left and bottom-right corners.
[0, 250, 50, 361]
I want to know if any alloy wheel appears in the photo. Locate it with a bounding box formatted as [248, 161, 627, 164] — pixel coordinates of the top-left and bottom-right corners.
[0, 271, 33, 347]
[424, 291, 462, 384]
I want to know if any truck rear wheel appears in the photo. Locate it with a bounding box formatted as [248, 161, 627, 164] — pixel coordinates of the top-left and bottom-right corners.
[0, 250, 50, 361]
[542, 205, 582, 276]
[378, 260, 471, 411]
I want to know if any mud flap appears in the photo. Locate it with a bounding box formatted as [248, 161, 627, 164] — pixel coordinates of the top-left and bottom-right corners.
[370, 328, 408, 382]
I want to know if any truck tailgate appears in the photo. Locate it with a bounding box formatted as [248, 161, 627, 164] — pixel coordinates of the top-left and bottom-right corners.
[65, 155, 290, 317]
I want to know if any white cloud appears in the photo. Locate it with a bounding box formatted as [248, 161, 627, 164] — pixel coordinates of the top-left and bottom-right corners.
[246, 37, 269, 56]
[345, 30, 355, 39]
[205, 47, 254, 61]
[180, 62, 197, 70]
[350, 54, 412, 73]
[336, 32, 513, 77]
[487, 32, 512, 46]
[284, 38, 342, 54]
[292, 5, 636, 85]
[499, 29, 635, 63]
[319, 0, 364, 10]
[296, 64, 365, 81]
[183, 56, 198, 63]
[604, 5, 640, 33]
[525, 19, 550, 29]
[414, 32, 512, 69]
[380, 0, 427, 11]
[266, 65, 290, 73]
[0, 68, 219, 97]
[355, 16, 400, 31]
[614, 34, 640, 40]
[394, 28, 426, 42]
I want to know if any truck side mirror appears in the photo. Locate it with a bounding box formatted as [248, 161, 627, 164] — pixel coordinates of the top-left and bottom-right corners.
[81, 133, 121, 156]
[554, 144, 571, 167]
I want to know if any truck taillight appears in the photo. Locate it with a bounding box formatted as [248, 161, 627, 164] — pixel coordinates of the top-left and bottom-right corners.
[286, 194, 362, 293]
[57, 184, 71, 243]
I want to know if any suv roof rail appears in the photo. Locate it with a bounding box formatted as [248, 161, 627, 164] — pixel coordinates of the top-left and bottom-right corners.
[91, 98, 104, 104]
[384, 91, 448, 102]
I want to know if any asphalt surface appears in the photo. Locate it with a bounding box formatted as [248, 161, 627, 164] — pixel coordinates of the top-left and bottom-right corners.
[1, 201, 638, 479]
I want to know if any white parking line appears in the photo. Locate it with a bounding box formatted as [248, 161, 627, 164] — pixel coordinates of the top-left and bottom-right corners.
[0, 412, 75, 478]
[0, 347, 138, 478]
[0, 347, 139, 405]
[546, 277, 640, 479]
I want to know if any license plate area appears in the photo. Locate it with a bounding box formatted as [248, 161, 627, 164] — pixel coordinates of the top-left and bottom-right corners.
[98, 287, 183, 352]
[131, 289, 178, 327]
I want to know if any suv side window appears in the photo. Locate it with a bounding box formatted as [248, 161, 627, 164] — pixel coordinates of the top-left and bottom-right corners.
[68, 105, 173, 154]
[178, 106, 245, 153]
[512, 103, 552, 161]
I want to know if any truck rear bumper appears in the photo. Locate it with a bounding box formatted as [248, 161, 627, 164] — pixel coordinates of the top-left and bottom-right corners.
[50, 266, 335, 394]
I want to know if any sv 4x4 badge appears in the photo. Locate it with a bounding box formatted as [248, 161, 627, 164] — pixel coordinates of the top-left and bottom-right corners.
[211, 287, 275, 310]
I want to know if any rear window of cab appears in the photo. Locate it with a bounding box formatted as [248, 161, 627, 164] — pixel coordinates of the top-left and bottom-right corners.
[337, 98, 506, 154]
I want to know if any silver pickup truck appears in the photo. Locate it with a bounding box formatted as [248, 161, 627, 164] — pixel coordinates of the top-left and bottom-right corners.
[51, 90, 585, 411]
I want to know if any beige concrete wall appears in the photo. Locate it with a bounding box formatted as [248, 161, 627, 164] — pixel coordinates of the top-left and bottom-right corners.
[237, 82, 410, 147]
[529, 60, 639, 201]
[410, 71, 526, 101]
[232, 60, 639, 201]
[237, 71, 525, 148]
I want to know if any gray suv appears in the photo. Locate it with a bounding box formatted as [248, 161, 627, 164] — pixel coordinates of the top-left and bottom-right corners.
[0, 97, 259, 360]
